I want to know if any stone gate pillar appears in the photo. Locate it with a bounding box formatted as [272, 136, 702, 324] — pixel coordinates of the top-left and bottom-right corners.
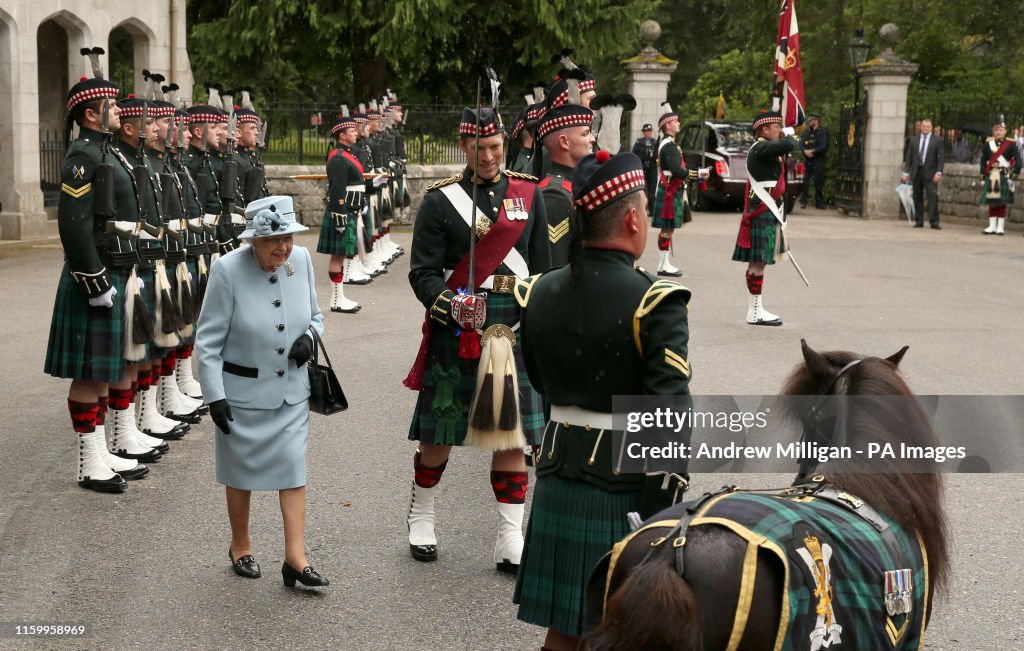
[859, 24, 917, 219]
[621, 20, 677, 148]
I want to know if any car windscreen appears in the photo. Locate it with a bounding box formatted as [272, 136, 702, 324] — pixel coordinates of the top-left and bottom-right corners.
[714, 126, 756, 151]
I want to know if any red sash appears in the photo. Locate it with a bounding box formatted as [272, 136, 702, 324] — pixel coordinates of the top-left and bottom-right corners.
[659, 174, 684, 221]
[984, 140, 1013, 175]
[403, 178, 536, 390]
[737, 168, 786, 249]
[341, 149, 364, 174]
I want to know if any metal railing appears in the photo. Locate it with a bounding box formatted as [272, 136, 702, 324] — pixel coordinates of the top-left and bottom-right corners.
[39, 129, 65, 208]
[259, 103, 466, 166]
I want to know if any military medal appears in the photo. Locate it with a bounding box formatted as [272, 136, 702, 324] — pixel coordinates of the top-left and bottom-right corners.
[883, 568, 913, 616]
[503, 197, 528, 221]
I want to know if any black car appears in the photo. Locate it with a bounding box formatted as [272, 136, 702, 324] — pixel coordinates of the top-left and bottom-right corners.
[678, 120, 805, 212]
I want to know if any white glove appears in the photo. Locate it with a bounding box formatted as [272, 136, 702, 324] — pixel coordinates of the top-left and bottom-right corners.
[698, 167, 711, 179]
[135, 276, 145, 291]
[372, 175, 387, 188]
[782, 126, 796, 137]
[362, 206, 370, 216]
[89, 286, 117, 308]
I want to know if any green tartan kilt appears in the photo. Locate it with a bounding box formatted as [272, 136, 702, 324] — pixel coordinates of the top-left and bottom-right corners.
[514, 473, 641, 636]
[651, 182, 683, 229]
[316, 211, 358, 257]
[408, 293, 545, 446]
[45, 263, 129, 383]
[980, 175, 1014, 206]
[732, 212, 777, 265]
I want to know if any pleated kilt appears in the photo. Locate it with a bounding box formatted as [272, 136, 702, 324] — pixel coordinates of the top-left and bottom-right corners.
[651, 182, 683, 229]
[408, 293, 545, 446]
[514, 473, 641, 636]
[215, 401, 309, 490]
[44, 263, 130, 383]
[732, 212, 777, 265]
[316, 212, 358, 257]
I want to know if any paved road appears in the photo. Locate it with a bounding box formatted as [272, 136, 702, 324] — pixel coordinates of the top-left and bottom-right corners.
[0, 211, 1021, 649]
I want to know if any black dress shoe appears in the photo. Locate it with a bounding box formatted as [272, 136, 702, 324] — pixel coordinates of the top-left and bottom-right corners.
[79, 474, 127, 493]
[409, 543, 438, 563]
[930, 224, 942, 230]
[165, 409, 202, 424]
[229, 547, 261, 579]
[119, 463, 150, 480]
[282, 562, 329, 587]
[913, 223, 924, 228]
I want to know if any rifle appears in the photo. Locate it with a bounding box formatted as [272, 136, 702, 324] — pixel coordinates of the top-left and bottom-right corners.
[219, 110, 240, 248]
[94, 99, 116, 218]
[244, 118, 268, 204]
[196, 121, 212, 211]
[133, 101, 155, 225]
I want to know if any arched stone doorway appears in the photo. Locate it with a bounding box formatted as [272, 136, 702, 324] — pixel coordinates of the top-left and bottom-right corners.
[36, 18, 70, 207]
[109, 19, 155, 98]
[0, 8, 15, 220]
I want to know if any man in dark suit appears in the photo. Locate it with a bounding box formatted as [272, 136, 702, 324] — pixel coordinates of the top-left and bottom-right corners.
[901, 118, 944, 229]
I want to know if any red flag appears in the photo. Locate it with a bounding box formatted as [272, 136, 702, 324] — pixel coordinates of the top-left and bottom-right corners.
[772, 0, 805, 127]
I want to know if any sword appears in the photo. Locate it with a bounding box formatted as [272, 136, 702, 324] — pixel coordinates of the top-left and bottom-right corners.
[467, 78, 482, 296]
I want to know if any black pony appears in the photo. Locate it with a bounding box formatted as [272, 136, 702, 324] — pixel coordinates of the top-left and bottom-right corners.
[585, 340, 949, 651]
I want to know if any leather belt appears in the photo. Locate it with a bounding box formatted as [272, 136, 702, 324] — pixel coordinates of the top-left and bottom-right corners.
[223, 361, 258, 378]
[105, 220, 163, 240]
[549, 405, 622, 431]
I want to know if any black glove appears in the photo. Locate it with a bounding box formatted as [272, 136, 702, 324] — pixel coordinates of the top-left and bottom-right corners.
[209, 399, 233, 435]
[288, 333, 314, 367]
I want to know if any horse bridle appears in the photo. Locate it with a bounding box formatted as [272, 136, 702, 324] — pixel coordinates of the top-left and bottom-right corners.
[800, 358, 864, 476]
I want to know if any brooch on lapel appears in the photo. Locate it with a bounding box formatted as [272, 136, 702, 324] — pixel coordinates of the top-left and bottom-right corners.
[286, 262, 295, 276]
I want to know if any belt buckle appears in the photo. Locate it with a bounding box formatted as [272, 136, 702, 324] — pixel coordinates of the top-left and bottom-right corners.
[491, 274, 515, 294]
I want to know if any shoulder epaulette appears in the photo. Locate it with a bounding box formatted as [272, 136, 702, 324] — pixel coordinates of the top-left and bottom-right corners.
[504, 169, 539, 182]
[633, 279, 691, 356]
[425, 173, 463, 192]
[514, 273, 543, 309]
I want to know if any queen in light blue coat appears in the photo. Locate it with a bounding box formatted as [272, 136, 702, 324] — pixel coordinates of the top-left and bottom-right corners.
[196, 196, 329, 588]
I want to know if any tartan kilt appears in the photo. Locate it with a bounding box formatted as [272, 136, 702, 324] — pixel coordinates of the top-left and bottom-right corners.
[316, 211, 359, 257]
[980, 174, 1014, 206]
[732, 212, 777, 265]
[514, 474, 641, 636]
[651, 182, 683, 229]
[408, 293, 545, 446]
[44, 264, 129, 383]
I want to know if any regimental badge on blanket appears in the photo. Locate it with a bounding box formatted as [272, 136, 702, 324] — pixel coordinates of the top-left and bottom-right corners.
[791, 524, 843, 651]
[503, 197, 528, 221]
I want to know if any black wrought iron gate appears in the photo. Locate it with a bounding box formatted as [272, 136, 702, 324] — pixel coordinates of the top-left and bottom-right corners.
[834, 100, 866, 214]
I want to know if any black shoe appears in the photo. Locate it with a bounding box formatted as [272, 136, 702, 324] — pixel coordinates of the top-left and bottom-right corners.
[282, 562, 329, 587]
[78, 474, 127, 493]
[229, 547, 261, 579]
[656, 269, 683, 277]
[112, 446, 163, 463]
[913, 223, 924, 228]
[330, 305, 362, 314]
[119, 463, 150, 480]
[930, 224, 942, 230]
[409, 543, 438, 563]
[165, 409, 202, 424]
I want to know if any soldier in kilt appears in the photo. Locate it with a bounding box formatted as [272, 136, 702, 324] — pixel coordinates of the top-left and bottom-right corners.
[732, 109, 799, 325]
[403, 105, 550, 572]
[317, 114, 366, 313]
[651, 104, 701, 277]
[980, 117, 1021, 236]
[184, 96, 232, 259]
[112, 98, 193, 451]
[44, 59, 154, 492]
[234, 89, 268, 207]
[512, 150, 692, 649]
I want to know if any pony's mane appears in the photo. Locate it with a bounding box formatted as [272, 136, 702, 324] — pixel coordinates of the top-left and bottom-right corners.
[781, 350, 950, 596]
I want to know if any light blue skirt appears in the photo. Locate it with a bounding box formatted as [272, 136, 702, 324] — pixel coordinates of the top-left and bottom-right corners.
[215, 402, 309, 490]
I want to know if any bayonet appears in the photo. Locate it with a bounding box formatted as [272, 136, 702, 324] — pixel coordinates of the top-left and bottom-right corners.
[138, 100, 149, 160]
[256, 120, 268, 150]
[199, 121, 210, 157]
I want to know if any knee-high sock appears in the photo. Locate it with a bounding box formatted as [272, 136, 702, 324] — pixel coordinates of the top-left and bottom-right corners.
[746, 272, 764, 295]
[490, 470, 528, 504]
[414, 451, 448, 488]
[68, 400, 100, 433]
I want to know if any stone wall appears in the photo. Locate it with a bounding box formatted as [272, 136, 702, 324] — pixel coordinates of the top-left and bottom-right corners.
[266, 164, 464, 226]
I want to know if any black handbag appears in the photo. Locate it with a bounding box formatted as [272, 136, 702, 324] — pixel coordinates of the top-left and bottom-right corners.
[307, 327, 348, 415]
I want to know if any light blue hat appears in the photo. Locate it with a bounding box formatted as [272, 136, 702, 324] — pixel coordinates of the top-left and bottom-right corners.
[239, 195, 308, 239]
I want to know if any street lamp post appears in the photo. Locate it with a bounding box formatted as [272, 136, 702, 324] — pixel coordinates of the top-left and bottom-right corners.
[849, 28, 871, 109]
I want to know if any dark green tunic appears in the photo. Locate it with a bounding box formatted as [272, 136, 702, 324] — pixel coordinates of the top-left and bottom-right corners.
[44, 128, 142, 382]
[317, 145, 364, 257]
[732, 135, 798, 264]
[513, 247, 692, 635]
[406, 168, 551, 446]
[652, 136, 694, 229]
[540, 162, 575, 268]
